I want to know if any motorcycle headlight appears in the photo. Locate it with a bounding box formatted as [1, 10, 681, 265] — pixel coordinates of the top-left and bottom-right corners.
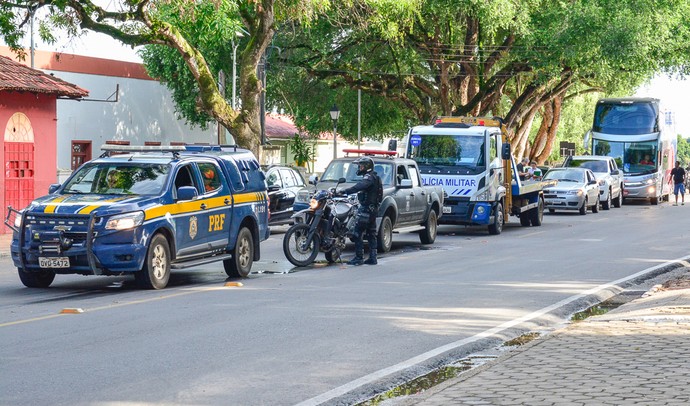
[105, 211, 145, 230]
[309, 198, 320, 210]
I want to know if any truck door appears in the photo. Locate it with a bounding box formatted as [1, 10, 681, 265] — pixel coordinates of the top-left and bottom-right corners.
[393, 164, 415, 224]
[406, 164, 427, 222]
[195, 161, 232, 252]
[171, 163, 207, 258]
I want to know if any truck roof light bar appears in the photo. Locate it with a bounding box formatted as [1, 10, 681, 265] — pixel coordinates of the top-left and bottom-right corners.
[100, 144, 187, 159]
[341, 149, 398, 158]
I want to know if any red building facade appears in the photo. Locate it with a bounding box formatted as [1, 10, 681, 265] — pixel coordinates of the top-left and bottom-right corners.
[0, 55, 87, 233]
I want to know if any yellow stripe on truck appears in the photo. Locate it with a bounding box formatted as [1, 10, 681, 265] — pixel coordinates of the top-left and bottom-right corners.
[43, 196, 69, 213]
[143, 192, 263, 221]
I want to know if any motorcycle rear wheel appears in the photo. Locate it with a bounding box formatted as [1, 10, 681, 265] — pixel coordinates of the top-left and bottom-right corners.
[283, 223, 320, 267]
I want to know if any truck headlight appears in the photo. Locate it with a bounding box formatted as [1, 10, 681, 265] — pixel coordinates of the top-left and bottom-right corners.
[105, 211, 145, 230]
[14, 210, 23, 228]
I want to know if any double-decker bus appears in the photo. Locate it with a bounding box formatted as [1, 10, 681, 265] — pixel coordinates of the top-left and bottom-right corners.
[587, 97, 675, 205]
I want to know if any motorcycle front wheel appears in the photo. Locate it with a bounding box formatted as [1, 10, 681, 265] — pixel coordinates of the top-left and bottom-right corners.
[283, 223, 321, 267]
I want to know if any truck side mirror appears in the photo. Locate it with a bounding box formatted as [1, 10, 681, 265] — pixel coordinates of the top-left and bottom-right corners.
[177, 186, 198, 201]
[501, 143, 511, 160]
[388, 139, 398, 151]
[309, 174, 319, 185]
[48, 184, 61, 194]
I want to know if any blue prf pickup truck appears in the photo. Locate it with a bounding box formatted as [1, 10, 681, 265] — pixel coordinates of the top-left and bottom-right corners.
[6, 145, 270, 289]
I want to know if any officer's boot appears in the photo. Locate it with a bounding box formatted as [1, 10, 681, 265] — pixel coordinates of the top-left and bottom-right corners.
[347, 254, 364, 266]
[364, 249, 377, 265]
[348, 239, 364, 266]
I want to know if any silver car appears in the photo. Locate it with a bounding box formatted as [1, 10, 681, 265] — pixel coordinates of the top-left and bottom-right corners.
[543, 168, 600, 215]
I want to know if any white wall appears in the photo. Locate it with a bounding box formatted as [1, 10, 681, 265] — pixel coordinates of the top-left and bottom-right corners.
[53, 71, 214, 170]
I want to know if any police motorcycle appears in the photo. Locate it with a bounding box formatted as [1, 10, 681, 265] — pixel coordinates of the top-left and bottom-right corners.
[282, 178, 358, 266]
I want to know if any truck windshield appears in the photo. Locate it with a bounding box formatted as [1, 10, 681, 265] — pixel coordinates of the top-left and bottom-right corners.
[407, 134, 485, 174]
[592, 139, 658, 175]
[62, 163, 171, 195]
[321, 160, 395, 185]
[593, 102, 658, 135]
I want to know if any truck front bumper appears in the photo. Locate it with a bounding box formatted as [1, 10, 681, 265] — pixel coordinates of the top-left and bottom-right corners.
[440, 199, 492, 225]
[8, 210, 147, 276]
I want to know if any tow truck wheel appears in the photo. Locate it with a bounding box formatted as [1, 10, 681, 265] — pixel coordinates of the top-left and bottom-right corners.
[17, 269, 55, 288]
[224, 227, 254, 278]
[377, 215, 393, 253]
[530, 198, 544, 226]
[488, 202, 504, 235]
[136, 233, 171, 289]
[419, 210, 437, 244]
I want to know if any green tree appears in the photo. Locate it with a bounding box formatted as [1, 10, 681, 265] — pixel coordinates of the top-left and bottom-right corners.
[0, 0, 327, 157]
[270, 0, 690, 159]
[677, 135, 690, 166]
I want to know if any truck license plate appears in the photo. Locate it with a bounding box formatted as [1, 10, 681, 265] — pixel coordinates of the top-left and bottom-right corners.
[39, 257, 70, 268]
[442, 206, 452, 214]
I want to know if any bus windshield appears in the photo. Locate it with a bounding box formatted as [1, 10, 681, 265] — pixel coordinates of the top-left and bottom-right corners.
[407, 134, 485, 174]
[593, 139, 658, 175]
[593, 102, 658, 135]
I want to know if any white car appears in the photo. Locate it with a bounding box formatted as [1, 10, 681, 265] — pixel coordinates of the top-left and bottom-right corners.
[562, 155, 624, 210]
[543, 168, 601, 215]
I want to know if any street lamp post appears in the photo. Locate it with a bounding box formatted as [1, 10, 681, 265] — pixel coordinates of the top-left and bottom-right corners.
[330, 104, 340, 159]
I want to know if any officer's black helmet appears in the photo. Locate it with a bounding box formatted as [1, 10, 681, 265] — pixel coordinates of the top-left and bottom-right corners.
[355, 157, 374, 176]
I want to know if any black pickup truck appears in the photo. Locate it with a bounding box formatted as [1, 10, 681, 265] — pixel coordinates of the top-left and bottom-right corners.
[293, 149, 444, 252]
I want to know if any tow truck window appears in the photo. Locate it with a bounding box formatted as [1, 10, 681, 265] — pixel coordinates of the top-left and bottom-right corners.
[63, 164, 170, 195]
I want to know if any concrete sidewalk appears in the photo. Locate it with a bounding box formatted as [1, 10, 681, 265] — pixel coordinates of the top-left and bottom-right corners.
[396, 267, 690, 406]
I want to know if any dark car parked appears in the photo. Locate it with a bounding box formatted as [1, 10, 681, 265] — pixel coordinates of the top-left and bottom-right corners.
[264, 165, 306, 225]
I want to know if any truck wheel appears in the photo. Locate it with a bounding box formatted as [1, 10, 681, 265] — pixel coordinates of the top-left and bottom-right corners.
[592, 196, 600, 213]
[224, 227, 254, 277]
[17, 268, 55, 288]
[651, 196, 658, 205]
[613, 189, 623, 208]
[602, 189, 611, 210]
[419, 210, 437, 244]
[488, 202, 504, 235]
[579, 197, 588, 215]
[377, 215, 393, 253]
[135, 233, 171, 289]
[519, 214, 530, 227]
[530, 198, 544, 226]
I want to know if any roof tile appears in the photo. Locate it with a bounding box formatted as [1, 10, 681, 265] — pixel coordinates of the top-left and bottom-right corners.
[0, 55, 88, 98]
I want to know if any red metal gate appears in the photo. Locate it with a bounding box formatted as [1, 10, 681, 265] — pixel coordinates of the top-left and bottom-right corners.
[5, 142, 35, 213]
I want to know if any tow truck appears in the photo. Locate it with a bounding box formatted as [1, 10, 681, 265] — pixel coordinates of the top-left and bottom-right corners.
[403, 116, 556, 234]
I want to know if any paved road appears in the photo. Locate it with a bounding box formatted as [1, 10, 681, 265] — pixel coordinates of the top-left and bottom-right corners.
[1, 200, 689, 405]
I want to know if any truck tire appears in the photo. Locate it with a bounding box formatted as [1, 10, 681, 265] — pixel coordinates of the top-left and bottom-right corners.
[224, 227, 254, 277]
[419, 210, 437, 244]
[17, 268, 55, 288]
[602, 189, 611, 210]
[377, 215, 393, 253]
[530, 198, 544, 226]
[135, 233, 171, 289]
[613, 188, 623, 208]
[488, 202, 504, 235]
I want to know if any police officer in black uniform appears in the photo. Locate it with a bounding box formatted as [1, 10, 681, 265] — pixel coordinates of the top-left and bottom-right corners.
[340, 157, 379, 266]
